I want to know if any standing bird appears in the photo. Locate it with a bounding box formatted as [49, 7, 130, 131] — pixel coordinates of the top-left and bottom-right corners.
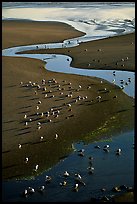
[24, 114, 27, 119]
[64, 171, 70, 177]
[37, 122, 41, 126]
[96, 95, 102, 102]
[87, 166, 94, 174]
[79, 85, 82, 89]
[28, 187, 35, 194]
[45, 175, 52, 183]
[60, 181, 67, 186]
[25, 122, 28, 126]
[103, 145, 110, 152]
[104, 145, 109, 148]
[75, 173, 82, 180]
[43, 87, 47, 91]
[78, 149, 85, 157]
[94, 145, 100, 149]
[113, 95, 117, 99]
[38, 185, 45, 192]
[37, 126, 41, 130]
[55, 134, 58, 140]
[73, 183, 79, 192]
[25, 157, 29, 163]
[18, 144, 22, 149]
[34, 164, 39, 172]
[40, 136, 44, 141]
[22, 189, 28, 197]
[116, 148, 122, 155]
[36, 106, 39, 110]
[103, 144, 110, 152]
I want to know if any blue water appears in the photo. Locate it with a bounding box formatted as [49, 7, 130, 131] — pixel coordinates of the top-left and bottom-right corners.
[2, 130, 134, 202]
[2, 48, 135, 98]
[2, 2, 135, 202]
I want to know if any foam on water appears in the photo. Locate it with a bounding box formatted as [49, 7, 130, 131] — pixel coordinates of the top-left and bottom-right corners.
[2, 2, 135, 40]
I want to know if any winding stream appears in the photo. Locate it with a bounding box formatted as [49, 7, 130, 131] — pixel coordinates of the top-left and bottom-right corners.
[2, 31, 135, 203]
[2, 2, 134, 202]
[2, 38, 135, 98]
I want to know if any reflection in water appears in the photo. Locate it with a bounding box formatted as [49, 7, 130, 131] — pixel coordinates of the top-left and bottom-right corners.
[2, 41, 134, 201]
[2, 2, 134, 201]
[2, 130, 134, 202]
[2, 47, 135, 98]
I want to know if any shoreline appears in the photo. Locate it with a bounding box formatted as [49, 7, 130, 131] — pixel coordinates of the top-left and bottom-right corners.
[2, 20, 134, 180]
[19, 32, 135, 72]
[2, 20, 135, 72]
[2, 20, 85, 49]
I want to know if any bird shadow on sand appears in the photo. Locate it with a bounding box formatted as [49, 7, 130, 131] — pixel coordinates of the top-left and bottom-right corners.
[32, 140, 46, 145]
[55, 98, 64, 101]
[2, 150, 11, 154]
[3, 164, 18, 170]
[28, 97, 39, 101]
[3, 120, 15, 123]
[18, 127, 31, 131]
[15, 130, 31, 136]
[18, 110, 30, 114]
[5, 84, 17, 88]
[17, 95, 31, 98]
[100, 99, 109, 103]
[116, 109, 129, 113]
[18, 105, 32, 109]
[3, 127, 18, 132]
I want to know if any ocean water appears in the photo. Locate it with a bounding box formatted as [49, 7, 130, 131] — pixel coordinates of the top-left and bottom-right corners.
[2, 2, 135, 202]
[2, 2, 135, 39]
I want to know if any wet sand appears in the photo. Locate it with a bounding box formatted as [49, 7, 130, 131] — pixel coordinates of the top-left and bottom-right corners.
[2, 20, 134, 180]
[20, 33, 135, 72]
[2, 20, 85, 49]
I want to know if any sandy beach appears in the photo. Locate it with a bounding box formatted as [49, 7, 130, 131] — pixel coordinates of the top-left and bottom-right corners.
[2, 20, 134, 180]
[19, 32, 135, 72]
[2, 20, 85, 49]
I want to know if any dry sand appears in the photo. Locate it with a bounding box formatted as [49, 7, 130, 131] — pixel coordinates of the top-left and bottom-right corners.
[2, 20, 134, 179]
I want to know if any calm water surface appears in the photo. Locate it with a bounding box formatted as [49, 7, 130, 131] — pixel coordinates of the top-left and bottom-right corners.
[2, 37, 134, 203]
[3, 130, 134, 202]
[2, 2, 134, 202]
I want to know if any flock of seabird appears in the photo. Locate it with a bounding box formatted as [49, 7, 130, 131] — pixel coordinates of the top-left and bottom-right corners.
[18, 70, 132, 200]
[21, 142, 133, 200]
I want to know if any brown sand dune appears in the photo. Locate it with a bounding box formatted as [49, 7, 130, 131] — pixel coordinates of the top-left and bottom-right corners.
[2, 21, 134, 179]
